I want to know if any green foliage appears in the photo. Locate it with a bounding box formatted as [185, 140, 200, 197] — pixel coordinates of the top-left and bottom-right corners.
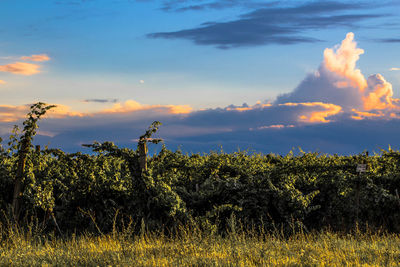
[18, 102, 56, 151]
[138, 120, 163, 145]
[10, 103, 56, 223]
[2, 135, 400, 234]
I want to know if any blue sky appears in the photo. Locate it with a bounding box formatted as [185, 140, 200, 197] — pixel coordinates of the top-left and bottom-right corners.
[1, 0, 400, 154]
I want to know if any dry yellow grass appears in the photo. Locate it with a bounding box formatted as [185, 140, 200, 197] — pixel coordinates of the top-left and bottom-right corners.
[1, 225, 399, 266]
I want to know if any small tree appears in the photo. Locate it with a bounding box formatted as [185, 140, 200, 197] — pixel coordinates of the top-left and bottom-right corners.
[137, 121, 163, 172]
[12, 102, 55, 222]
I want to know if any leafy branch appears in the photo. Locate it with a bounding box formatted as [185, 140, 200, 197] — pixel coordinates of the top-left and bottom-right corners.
[12, 102, 56, 222]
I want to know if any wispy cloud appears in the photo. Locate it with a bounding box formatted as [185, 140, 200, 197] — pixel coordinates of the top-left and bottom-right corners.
[0, 53, 51, 76]
[375, 38, 400, 43]
[250, 124, 295, 131]
[20, 54, 50, 62]
[390, 67, 400, 71]
[0, 80, 6, 85]
[0, 62, 41, 75]
[160, 0, 273, 12]
[149, 1, 389, 48]
[101, 100, 192, 114]
[83, 99, 118, 103]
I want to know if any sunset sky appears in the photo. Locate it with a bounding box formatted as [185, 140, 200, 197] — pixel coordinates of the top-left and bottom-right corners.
[1, 0, 400, 154]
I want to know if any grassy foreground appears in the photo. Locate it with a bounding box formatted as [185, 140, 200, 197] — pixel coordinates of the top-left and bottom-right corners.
[1, 227, 399, 266]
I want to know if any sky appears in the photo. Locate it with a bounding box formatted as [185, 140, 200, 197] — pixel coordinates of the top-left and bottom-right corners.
[1, 0, 400, 155]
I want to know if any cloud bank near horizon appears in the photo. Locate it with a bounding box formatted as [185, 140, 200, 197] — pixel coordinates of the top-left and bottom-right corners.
[0, 33, 399, 154]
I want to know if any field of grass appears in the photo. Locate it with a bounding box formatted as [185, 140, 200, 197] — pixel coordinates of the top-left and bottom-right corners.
[1, 225, 399, 266]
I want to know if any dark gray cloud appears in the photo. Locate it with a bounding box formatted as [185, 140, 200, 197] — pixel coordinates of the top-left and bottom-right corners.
[375, 38, 400, 43]
[83, 98, 118, 103]
[168, 118, 400, 155]
[160, 0, 274, 12]
[54, 0, 98, 5]
[149, 1, 390, 48]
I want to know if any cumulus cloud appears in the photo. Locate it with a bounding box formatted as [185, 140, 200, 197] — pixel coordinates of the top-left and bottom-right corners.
[0, 62, 41, 75]
[276, 32, 400, 119]
[20, 54, 50, 62]
[323, 32, 367, 91]
[362, 74, 397, 111]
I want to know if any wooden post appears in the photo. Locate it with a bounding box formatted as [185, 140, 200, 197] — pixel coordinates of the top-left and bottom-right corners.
[12, 140, 29, 222]
[138, 141, 148, 172]
[355, 151, 368, 227]
[355, 172, 360, 225]
[396, 189, 400, 207]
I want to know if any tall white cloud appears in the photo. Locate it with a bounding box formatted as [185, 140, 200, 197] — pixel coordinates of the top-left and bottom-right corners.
[276, 32, 399, 118]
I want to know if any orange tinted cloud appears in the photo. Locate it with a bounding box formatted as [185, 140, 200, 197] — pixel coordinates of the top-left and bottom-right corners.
[281, 102, 342, 123]
[102, 100, 192, 114]
[363, 74, 398, 111]
[323, 32, 367, 91]
[0, 80, 5, 84]
[20, 54, 50, 62]
[323, 33, 400, 115]
[168, 105, 192, 114]
[0, 62, 41, 75]
[350, 109, 385, 120]
[227, 106, 253, 111]
[0, 104, 87, 123]
[0, 100, 193, 123]
[0, 104, 29, 122]
[47, 105, 86, 118]
[226, 102, 341, 123]
[282, 32, 399, 120]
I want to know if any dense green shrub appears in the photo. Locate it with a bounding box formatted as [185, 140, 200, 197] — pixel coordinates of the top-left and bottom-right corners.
[2, 139, 400, 234]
